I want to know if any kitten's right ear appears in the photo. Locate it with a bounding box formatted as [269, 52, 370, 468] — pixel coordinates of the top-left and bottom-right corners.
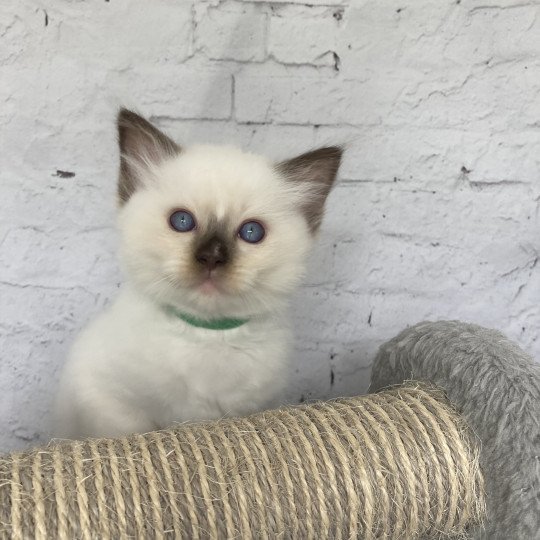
[117, 108, 180, 205]
[276, 146, 342, 233]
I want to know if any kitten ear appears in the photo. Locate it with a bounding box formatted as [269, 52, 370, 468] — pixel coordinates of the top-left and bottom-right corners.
[117, 108, 180, 205]
[276, 146, 343, 232]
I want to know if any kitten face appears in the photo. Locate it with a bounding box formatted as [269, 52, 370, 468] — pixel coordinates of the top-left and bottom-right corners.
[116, 109, 342, 319]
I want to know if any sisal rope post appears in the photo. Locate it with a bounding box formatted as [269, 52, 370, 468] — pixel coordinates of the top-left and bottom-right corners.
[0, 384, 485, 539]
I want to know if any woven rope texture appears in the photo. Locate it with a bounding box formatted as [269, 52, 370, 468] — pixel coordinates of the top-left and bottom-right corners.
[0, 384, 485, 539]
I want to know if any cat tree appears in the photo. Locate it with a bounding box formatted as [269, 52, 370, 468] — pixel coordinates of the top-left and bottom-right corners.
[1, 321, 538, 538]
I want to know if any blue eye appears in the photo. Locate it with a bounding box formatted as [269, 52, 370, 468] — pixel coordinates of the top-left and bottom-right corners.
[170, 210, 196, 232]
[239, 221, 265, 243]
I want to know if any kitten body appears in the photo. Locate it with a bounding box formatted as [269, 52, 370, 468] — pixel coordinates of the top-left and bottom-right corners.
[54, 110, 341, 439]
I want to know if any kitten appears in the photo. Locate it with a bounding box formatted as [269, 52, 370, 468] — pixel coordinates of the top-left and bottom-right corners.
[54, 109, 342, 439]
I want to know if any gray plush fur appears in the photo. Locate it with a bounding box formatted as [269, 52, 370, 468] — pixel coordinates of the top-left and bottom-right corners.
[370, 320, 540, 540]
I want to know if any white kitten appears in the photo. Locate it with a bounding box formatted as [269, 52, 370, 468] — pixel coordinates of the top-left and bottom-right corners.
[54, 109, 342, 439]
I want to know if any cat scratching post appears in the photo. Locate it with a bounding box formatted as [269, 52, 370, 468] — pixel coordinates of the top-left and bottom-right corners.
[0, 384, 484, 539]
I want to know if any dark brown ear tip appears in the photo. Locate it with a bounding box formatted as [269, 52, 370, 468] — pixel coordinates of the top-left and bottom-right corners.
[117, 108, 145, 129]
[321, 146, 344, 174]
[309, 145, 344, 163]
[118, 106, 131, 117]
[117, 107, 131, 122]
[325, 145, 344, 162]
[327, 145, 344, 153]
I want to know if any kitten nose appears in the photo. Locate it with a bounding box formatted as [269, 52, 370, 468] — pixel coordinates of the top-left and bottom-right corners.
[195, 237, 228, 271]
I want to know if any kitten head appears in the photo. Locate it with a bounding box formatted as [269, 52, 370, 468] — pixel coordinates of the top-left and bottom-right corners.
[117, 109, 342, 319]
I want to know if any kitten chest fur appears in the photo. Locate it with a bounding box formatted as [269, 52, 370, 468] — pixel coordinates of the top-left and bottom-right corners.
[55, 286, 289, 438]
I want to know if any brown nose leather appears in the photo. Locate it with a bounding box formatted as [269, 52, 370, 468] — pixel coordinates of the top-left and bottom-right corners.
[195, 237, 228, 270]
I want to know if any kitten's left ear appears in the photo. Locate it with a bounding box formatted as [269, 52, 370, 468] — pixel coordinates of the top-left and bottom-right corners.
[117, 108, 181, 205]
[276, 146, 343, 232]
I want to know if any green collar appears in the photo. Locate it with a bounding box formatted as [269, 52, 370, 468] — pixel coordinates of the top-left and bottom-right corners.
[167, 307, 248, 331]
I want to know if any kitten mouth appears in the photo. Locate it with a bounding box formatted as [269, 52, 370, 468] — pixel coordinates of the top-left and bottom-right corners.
[198, 275, 222, 295]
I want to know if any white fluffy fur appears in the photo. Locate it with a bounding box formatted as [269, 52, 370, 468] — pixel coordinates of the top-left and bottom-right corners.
[54, 145, 318, 439]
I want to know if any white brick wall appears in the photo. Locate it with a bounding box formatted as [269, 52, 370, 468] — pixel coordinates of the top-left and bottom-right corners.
[1, 0, 538, 452]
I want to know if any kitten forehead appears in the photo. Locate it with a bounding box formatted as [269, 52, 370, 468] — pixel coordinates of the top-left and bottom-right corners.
[163, 144, 273, 186]
[157, 144, 302, 220]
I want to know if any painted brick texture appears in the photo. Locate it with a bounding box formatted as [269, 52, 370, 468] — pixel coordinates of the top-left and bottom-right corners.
[0, 0, 538, 451]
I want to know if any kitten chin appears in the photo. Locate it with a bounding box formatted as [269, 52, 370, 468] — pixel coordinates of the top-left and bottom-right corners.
[53, 109, 342, 440]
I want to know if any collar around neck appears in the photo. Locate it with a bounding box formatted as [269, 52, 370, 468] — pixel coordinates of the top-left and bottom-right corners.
[166, 306, 248, 331]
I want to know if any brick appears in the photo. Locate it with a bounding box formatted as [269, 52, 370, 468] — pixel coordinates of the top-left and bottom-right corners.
[389, 62, 540, 131]
[0, 227, 118, 289]
[195, 2, 267, 62]
[268, 5, 343, 66]
[312, 126, 540, 188]
[234, 71, 400, 125]
[0, 4, 47, 65]
[312, 126, 477, 184]
[54, 0, 192, 68]
[236, 57, 540, 130]
[109, 65, 233, 120]
[446, 5, 540, 63]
